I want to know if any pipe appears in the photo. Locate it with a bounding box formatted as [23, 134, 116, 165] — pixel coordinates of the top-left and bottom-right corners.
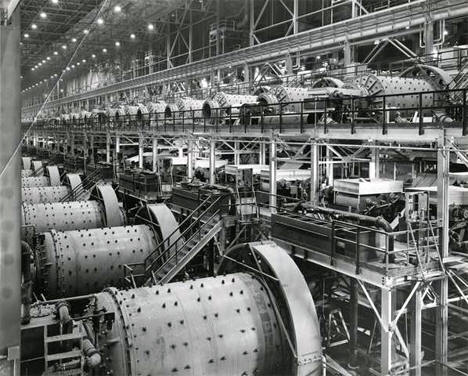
[301, 204, 394, 257]
[82, 338, 101, 368]
[56, 301, 71, 327]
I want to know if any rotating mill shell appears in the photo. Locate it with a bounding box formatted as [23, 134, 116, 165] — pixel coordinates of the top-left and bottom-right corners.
[202, 93, 258, 120]
[354, 74, 438, 110]
[21, 185, 125, 244]
[22, 166, 61, 188]
[95, 273, 288, 376]
[35, 225, 158, 298]
[22, 186, 70, 205]
[22, 173, 84, 204]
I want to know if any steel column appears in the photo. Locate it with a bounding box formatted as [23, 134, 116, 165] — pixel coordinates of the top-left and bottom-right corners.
[138, 134, 144, 169]
[381, 288, 393, 375]
[106, 132, 111, 164]
[234, 141, 240, 165]
[115, 135, 120, 154]
[187, 139, 194, 180]
[436, 133, 449, 376]
[369, 147, 380, 179]
[209, 139, 216, 185]
[0, 5, 21, 374]
[410, 287, 422, 376]
[259, 141, 266, 165]
[152, 137, 158, 173]
[269, 138, 277, 212]
[310, 141, 319, 204]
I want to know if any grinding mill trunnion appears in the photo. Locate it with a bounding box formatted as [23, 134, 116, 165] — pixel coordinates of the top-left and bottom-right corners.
[21, 185, 125, 244]
[34, 204, 181, 298]
[21, 242, 322, 376]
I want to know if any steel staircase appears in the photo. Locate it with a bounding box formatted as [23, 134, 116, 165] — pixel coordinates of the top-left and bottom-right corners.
[143, 195, 225, 286]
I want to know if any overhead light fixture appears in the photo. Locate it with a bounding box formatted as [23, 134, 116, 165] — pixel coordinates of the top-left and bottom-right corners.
[147, 23, 154, 31]
[102, 48, 107, 53]
[24, 33, 30, 38]
[91, 54, 96, 58]
[62, 44, 67, 49]
[42, 59, 46, 63]
[71, 64, 75, 68]
[77, 62, 80, 66]
[443, 29, 449, 36]
[38, 62, 42, 66]
[83, 29, 89, 34]
[46, 56, 51, 60]
[82, 59, 86, 63]
[130, 33, 136, 39]
[53, 51, 58, 55]
[31, 67, 35, 71]
[114, 5, 121, 13]
[31, 23, 37, 29]
[115, 41, 120, 47]
[40, 12, 47, 19]
[97, 17, 104, 25]
[51, 0, 58, 4]
[72, 38, 77, 42]
[66, 67, 70, 71]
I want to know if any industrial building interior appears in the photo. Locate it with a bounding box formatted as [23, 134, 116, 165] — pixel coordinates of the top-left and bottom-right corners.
[1, 0, 468, 375]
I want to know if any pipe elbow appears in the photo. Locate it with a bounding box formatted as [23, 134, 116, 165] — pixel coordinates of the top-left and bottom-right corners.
[83, 338, 101, 368]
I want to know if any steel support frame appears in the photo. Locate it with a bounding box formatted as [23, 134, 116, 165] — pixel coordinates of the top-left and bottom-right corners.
[269, 138, 277, 212]
[436, 132, 449, 376]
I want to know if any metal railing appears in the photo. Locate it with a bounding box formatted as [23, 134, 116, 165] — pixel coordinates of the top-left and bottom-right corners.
[26, 86, 468, 136]
[143, 195, 225, 283]
[59, 168, 101, 202]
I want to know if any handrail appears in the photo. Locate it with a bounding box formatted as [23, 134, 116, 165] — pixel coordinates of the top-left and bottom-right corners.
[142, 194, 216, 266]
[60, 168, 101, 202]
[147, 210, 221, 283]
[144, 195, 225, 275]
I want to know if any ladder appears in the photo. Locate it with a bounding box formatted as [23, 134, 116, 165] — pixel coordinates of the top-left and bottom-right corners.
[143, 195, 225, 286]
[43, 324, 85, 375]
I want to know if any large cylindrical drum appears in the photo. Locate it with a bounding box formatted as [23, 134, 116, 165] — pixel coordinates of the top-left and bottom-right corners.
[95, 273, 288, 376]
[22, 185, 70, 204]
[35, 225, 158, 298]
